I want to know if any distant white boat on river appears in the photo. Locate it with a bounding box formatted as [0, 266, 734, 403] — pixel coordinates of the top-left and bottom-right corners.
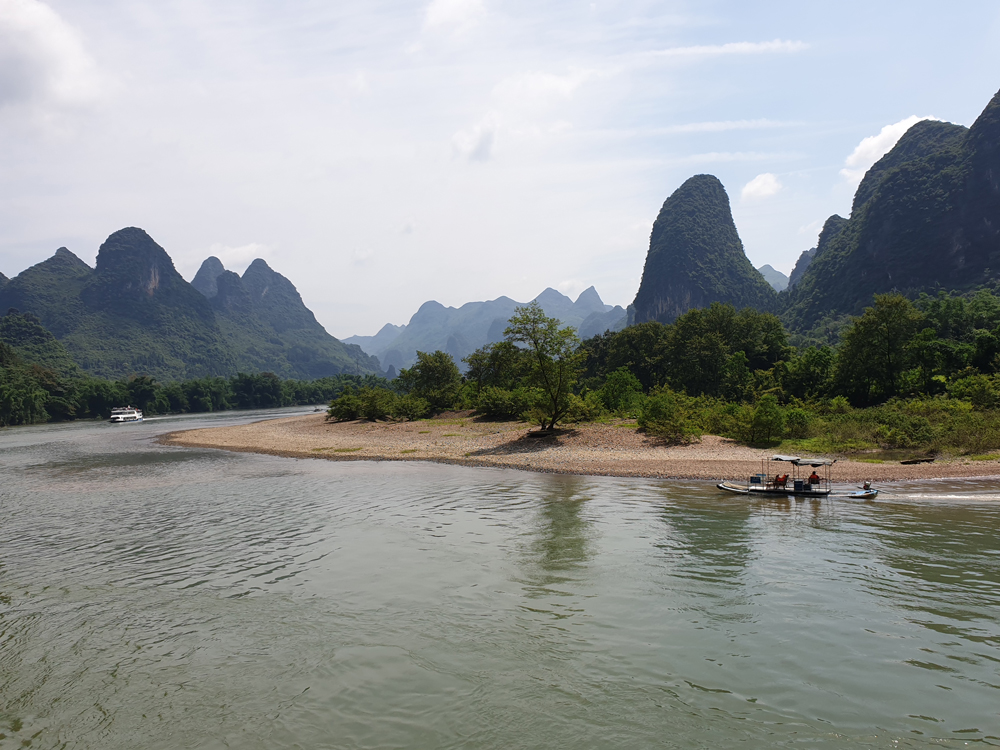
[109, 406, 143, 423]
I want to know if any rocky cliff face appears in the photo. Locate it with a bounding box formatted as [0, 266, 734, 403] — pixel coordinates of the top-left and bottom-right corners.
[191, 256, 226, 298]
[783, 88, 1000, 331]
[84, 227, 215, 324]
[787, 215, 848, 290]
[632, 174, 777, 324]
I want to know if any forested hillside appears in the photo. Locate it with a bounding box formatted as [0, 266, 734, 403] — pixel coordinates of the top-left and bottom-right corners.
[783, 87, 1000, 331]
[631, 174, 777, 324]
[0, 228, 381, 381]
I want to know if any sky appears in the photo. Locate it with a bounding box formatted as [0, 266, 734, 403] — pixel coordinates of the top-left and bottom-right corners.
[1, 0, 999, 338]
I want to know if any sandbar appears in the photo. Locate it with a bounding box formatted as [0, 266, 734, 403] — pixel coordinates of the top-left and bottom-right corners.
[160, 413, 1000, 482]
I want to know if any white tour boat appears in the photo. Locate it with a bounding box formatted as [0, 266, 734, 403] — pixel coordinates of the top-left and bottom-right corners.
[109, 406, 143, 423]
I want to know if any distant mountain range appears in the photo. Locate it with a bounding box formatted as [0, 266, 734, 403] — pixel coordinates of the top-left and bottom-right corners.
[757, 264, 789, 292]
[6, 88, 999, 381]
[344, 286, 626, 372]
[0, 227, 380, 381]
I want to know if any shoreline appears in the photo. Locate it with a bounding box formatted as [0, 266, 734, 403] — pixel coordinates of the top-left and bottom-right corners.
[160, 413, 1000, 483]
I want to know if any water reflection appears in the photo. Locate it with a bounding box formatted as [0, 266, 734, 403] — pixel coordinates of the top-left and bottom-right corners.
[518, 476, 595, 599]
[654, 495, 754, 587]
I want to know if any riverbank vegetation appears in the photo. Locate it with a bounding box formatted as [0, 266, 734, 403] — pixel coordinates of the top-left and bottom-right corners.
[10, 288, 1000, 458]
[325, 289, 1000, 457]
[0, 346, 384, 426]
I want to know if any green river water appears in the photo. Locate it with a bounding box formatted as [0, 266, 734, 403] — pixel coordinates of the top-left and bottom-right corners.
[1, 408, 998, 748]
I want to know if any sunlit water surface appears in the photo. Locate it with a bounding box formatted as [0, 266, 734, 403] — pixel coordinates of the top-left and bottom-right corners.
[1, 409, 999, 748]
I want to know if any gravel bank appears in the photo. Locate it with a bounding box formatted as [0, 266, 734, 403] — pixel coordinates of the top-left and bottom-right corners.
[160, 414, 1000, 482]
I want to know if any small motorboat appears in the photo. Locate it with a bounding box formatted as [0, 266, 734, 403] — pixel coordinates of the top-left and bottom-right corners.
[844, 489, 879, 500]
[844, 482, 878, 500]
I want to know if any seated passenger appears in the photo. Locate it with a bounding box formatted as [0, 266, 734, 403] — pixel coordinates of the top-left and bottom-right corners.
[808, 471, 820, 485]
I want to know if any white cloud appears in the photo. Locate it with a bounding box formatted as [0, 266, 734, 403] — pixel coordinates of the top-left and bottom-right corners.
[556, 279, 585, 298]
[840, 115, 939, 183]
[424, 0, 485, 33]
[647, 39, 808, 59]
[207, 242, 272, 269]
[741, 173, 783, 200]
[0, 0, 102, 110]
[452, 115, 497, 161]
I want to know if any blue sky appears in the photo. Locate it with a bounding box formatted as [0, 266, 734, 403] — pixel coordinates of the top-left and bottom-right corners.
[1, 0, 998, 337]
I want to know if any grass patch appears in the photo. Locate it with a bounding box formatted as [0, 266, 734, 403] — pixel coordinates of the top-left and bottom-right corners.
[400, 449, 419, 454]
[442, 433, 460, 437]
[969, 453, 1000, 461]
[418, 430, 431, 434]
[332, 447, 362, 453]
[855, 458, 885, 464]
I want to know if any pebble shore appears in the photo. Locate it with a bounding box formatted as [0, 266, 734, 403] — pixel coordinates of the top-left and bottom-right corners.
[161, 413, 1000, 482]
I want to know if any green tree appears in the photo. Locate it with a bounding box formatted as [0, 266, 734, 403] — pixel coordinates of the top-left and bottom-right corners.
[749, 394, 784, 444]
[637, 387, 697, 444]
[579, 322, 671, 391]
[124, 375, 161, 413]
[597, 366, 644, 414]
[783, 346, 834, 401]
[396, 350, 462, 413]
[0, 364, 49, 426]
[504, 302, 582, 431]
[463, 341, 531, 394]
[835, 294, 924, 405]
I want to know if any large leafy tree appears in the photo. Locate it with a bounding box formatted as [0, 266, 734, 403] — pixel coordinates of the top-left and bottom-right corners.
[835, 294, 923, 405]
[396, 350, 462, 413]
[463, 341, 531, 394]
[504, 302, 582, 431]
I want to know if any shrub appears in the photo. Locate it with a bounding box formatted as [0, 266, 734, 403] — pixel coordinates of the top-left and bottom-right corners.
[948, 374, 1000, 409]
[748, 394, 784, 445]
[598, 367, 644, 415]
[328, 385, 398, 421]
[475, 386, 540, 420]
[638, 388, 699, 444]
[563, 391, 607, 423]
[358, 387, 397, 421]
[394, 394, 430, 421]
[327, 386, 362, 420]
[784, 407, 811, 438]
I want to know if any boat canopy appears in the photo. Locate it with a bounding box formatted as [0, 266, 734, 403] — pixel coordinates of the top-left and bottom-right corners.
[770, 455, 836, 467]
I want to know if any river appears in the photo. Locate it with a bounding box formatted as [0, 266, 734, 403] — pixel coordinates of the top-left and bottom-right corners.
[1, 408, 998, 748]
